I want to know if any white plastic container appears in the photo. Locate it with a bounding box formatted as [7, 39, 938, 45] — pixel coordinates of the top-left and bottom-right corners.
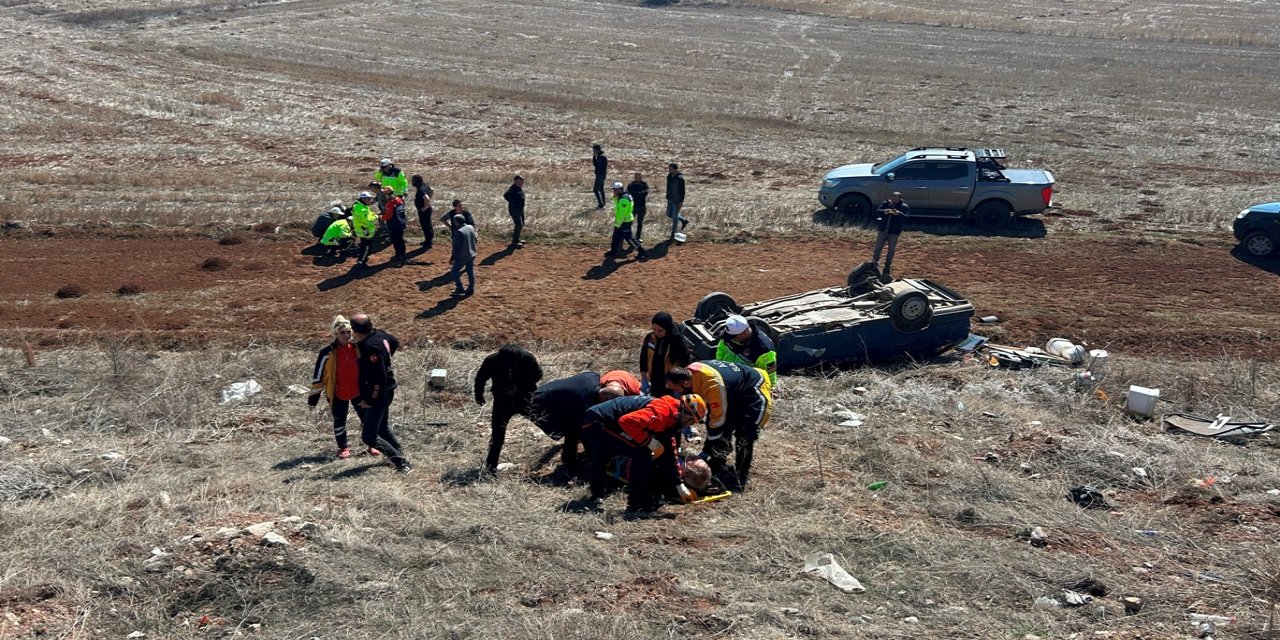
[1087, 349, 1110, 377]
[1126, 385, 1160, 418]
[429, 369, 448, 389]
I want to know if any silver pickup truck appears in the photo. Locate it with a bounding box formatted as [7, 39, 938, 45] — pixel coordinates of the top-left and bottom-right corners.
[818, 148, 1055, 228]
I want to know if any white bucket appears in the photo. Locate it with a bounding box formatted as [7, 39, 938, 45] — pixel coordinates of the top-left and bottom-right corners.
[1087, 349, 1110, 377]
[1126, 385, 1160, 418]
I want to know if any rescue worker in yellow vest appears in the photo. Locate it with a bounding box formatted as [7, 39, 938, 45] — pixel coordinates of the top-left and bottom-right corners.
[605, 182, 645, 259]
[715, 314, 778, 385]
[351, 191, 380, 267]
[374, 158, 408, 198]
[319, 207, 354, 258]
[665, 360, 772, 489]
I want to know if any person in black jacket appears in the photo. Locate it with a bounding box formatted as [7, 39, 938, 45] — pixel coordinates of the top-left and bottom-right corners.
[626, 173, 650, 243]
[474, 345, 543, 473]
[350, 313, 412, 474]
[665, 163, 688, 240]
[440, 199, 477, 229]
[592, 144, 608, 208]
[503, 175, 526, 248]
[524, 371, 631, 469]
[639, 311, 694, 397]
[412, 174, 434, 249]
[872, 191, 909, 276]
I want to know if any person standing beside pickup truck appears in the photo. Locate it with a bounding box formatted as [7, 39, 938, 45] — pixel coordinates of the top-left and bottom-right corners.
[872, 192, 909, 276]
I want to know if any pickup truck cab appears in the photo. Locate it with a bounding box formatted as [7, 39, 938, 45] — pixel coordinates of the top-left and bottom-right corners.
[818, 147, 1055, 228]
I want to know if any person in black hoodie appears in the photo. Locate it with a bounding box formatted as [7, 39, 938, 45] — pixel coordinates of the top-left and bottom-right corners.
[474, 345, 543, 473]
[412, 174, 434, 249]
[503, 175, 526, 248]
[350, 313, 412, 474]
[639, 311, 694, 397]
[626, 172, 650, 243]
[665, 163, 688, 240]
[592, 144, 608, 208]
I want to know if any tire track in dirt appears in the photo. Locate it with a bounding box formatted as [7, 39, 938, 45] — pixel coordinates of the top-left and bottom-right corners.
[1, 233, 1277, 359]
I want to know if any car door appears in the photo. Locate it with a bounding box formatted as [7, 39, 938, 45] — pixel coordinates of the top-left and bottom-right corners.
[929, 161, 974, 213]
[887, 161, 934, 212]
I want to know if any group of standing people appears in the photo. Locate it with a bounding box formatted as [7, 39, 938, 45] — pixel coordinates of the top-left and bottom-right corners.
[592, 144, 689, 256]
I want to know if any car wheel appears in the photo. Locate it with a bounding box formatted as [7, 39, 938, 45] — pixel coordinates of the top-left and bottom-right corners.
[836, 195, 872, 225]
[888, 291, 932, 334]
[1242, 231, 1277, 258]
[846, 261, 881, 297]
[695, 292, 742, 322]
[974, 201, 1012, 230]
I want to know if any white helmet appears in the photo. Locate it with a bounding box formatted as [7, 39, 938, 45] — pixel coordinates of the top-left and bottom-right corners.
[358, 191, 374, 200]
[329, 199, 344, 208]
[724, 314, 750, 335]
[379, 158, 391, 167]
[328, 206, 344, 216]
[612, 181, 624, 190]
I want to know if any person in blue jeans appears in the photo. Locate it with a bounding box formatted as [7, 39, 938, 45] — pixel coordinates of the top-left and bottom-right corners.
[666, 163, 688, 239]
[449, 214, 477, 297]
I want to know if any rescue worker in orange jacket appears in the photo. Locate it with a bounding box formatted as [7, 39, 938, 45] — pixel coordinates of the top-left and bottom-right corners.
[582, 393, 707, 513]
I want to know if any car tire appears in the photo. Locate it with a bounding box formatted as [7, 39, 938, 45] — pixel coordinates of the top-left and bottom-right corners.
[1242, 231, 1277, 258]
[836, 194, 872, 225]
[888, 291, 932, 334]
[846, 261, 881, 297]
[974, 201, 1012, 230]
[695, 292, 742, 322]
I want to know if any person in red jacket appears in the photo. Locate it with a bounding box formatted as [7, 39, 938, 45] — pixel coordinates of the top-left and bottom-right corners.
[581, 393, 707, 513]
[307, 315, 362, 459]
[380, 185, 408, 263]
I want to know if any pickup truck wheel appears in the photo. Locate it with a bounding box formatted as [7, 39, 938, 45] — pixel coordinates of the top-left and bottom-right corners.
[836, 195, 872, 225]
[1242, 231, 1277, 258]
[846, 261, 881, 297]
[974, 201, 1012, 230]
[695, 292, 742, 322]
[888, 291, 932, 334]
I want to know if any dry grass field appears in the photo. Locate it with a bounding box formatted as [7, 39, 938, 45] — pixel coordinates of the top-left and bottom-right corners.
[3, 0, 1280, 638]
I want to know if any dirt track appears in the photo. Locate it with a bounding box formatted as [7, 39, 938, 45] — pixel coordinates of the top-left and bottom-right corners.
[3, 230, 1278, 359]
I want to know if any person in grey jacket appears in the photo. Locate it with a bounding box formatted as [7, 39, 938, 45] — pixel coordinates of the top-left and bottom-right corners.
[449, 214, 477, 297]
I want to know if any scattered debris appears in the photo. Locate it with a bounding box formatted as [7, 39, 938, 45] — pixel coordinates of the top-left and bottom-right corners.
[1187, 613, 1233, 625]
[1164, 413, 1274, 438]
[1132, 467, 1148, 479]
[1125, 385, 1160, 418]
[261, 531, 290, 547]
[1033, 596, 1061, 610]
[429, 369, 448, 389]
[901, 616, 919, 624]
[1061, 590, 1093, 606]
[866, 480, 888, 491]
[1028, 527, 1049, 548]
[220, 379, 263, 404]
[1045, 338, 1086, 363]
[1067, 485, 1108, 509]
[0, 436, 11, 447]
[1267, 489, 1280, 496]
[285, 384, 309, 395]
[1063, 577, 1108, 596]
[955, 334, 989, 351]
[801, 552, 866, 593]
[495, 462, 515, 472]
[851, 386, 869, 395]
[1121, 596, 1143, 615]
[979, 315, 1000, 323]
[594, 531, 614, 541]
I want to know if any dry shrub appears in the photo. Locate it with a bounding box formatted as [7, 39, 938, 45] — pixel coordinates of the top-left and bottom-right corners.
[54, 284, 85, 299]
[199, 257, 230, 271]
[115, 283, 143, 296]
[217, 234, 246, 246]
[250, 222, 275, 234]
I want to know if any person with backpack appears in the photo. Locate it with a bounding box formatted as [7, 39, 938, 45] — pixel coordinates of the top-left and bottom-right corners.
[412, 174, 434, 249]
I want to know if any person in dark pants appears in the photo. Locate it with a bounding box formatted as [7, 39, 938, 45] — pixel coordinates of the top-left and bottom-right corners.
[307, 315, 361, 458]
[626, 172, 650, 243]
[581, 394, 706, 513]
[380, 186, 408, 262]
[606, 182, 645, 258]
[503, 175, 526, 248]
[350, 314, 411, 474]
[522, 371, 634, 469]
[666, 163, 688, 240]
[412, 174, 434, 249]
[449, 214, 477, 297]
[639, 311, 694, 396]
[666, 361, 773, 489]
[474, 345, 543, 473]
[592, 144, 608, 209]
[872, 191, 909, 276]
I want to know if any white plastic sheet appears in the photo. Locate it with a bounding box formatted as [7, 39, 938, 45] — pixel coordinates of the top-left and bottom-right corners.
[802, 552, 865, 593]
[220, 379, 263, 404]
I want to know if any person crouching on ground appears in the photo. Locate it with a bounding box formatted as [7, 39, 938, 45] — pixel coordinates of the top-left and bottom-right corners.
[581, 393, 707, 514]
[350, 313, 412, 474]
[307, 315, 361, 459]
[320, 207, 354, 258]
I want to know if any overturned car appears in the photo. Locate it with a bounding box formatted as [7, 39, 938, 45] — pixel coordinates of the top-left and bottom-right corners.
[684, 263, 974, 372]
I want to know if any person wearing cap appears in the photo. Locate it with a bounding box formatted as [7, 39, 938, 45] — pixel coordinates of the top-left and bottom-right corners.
[872, 191, 910, 276]
[666, 163, 688, 240]
[351, 191, 380, 267]
[606, 182, 645, 259]
[307, 314, 361, 459]
[665, 360, 772, 488]
[581, 393, 707, 513]
[380, 185, 408, 263]
[374, 158, 408, 198]
[349, 313, 412, 474]
[319, 208, 354, 257]
[449, 213, 477, 297]
[591, 144, 608, 209]
[412, 174, 434, 249]
[503, 175, 526, 248]
[715, 314, 778, 385]
[626, 172, 650, 243]
[474, 344, 543, 473]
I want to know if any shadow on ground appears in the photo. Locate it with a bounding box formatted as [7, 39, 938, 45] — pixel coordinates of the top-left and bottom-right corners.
[479, 245, 516, 266]
[316, 246, 429, 291]
[417, 295, 463, 320]
[273, 454, 332, 471]
[441, 467, 490, 487]
[810, 208, 1048, 239]
[330, 463, 384, 479]
[1231, 245, 1280, 276]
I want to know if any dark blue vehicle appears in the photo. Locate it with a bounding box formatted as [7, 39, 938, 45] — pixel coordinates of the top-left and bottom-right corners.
[1234, 202, 1280, 258]
[684, 264, 975, 372]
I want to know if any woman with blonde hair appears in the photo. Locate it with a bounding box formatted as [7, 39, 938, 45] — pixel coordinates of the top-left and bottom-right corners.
[307, 314, 373, 459]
